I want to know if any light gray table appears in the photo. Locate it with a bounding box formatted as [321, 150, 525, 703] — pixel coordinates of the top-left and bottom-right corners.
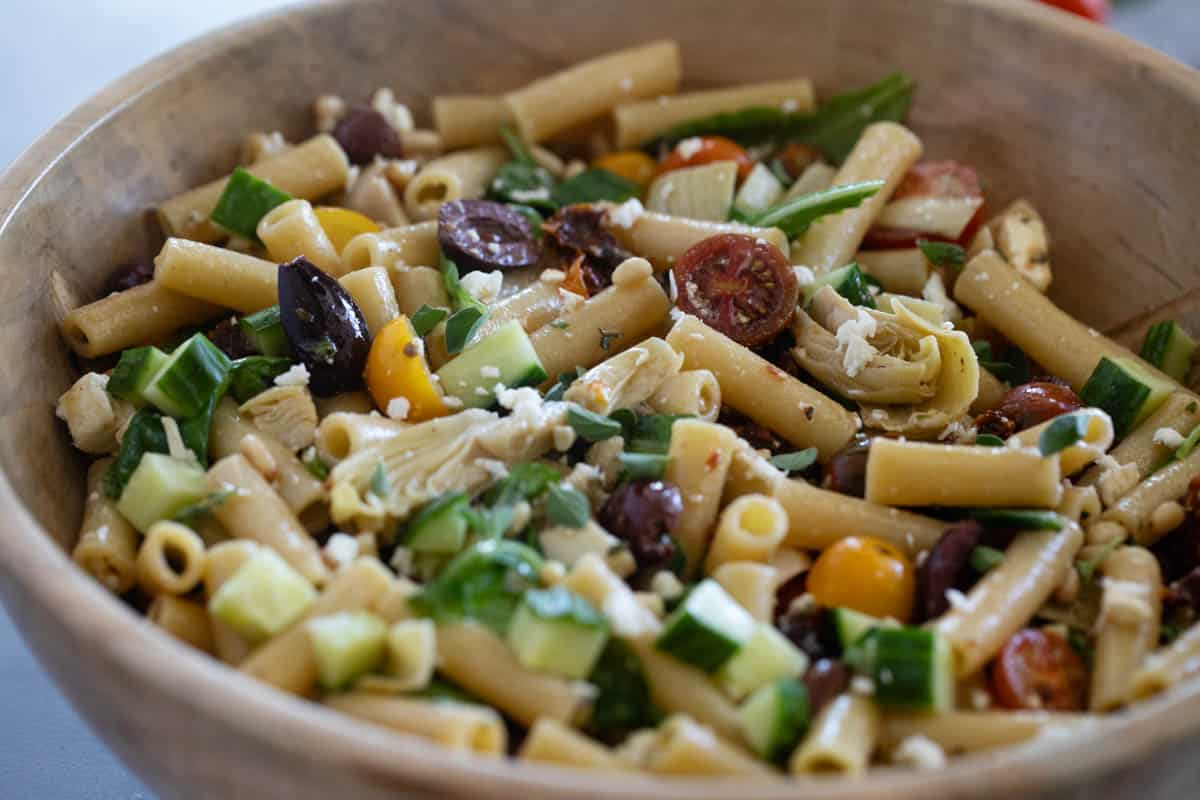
[0, 1, 1196, 797]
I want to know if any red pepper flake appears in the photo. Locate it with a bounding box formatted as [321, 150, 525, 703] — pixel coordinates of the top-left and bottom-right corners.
[705, 450, 721, 471]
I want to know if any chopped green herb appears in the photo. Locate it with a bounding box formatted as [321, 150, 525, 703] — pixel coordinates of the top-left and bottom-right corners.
[172, 488, 235, 526]
[552, 169, 640, 207]
[975, 434, 1006, 447]
[369, 462, 391, 499]
[917, 239, 967, 269]
[598, 328, 622, 352]
[748, 180, 884, 239]
[229, 356, 293, 403]
[972, 340, 1032, 385]
[488, 161, 558, 211]
[411, 304, 449, 337]
[567, 405, 624, 442]
[769, 448, 818, 474]
[409, 540, 544, 634]
[969, 509, 1064, 531]
[483, 462, 562, 507]
[617, 413, 691, 455]
[544, 366, 586, 402]
[210, 168, 293, 242]
[551, 320, 570, 330]
[462, 505, 514, 540]
[586, 639, 661, 741]
[439, 255, 487, 314]
[618, 452, 671, 482]
[1039, 413, 1090, 456]
[444, 306, 488, 355]
[1175, 424, 1200, 461]
[546, 483, 590, 528]
[968, 545, 1005, 574]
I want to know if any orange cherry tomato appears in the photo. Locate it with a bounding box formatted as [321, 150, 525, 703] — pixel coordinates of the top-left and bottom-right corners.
[863, 160, 985, 250]
[657, 135, 755, 181]
[593, 151, 658, 188]
[990, 628, 1087, 711]
[806, 536, 916, 622]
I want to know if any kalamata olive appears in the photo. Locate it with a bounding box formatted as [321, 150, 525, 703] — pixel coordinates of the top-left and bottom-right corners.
[332, 107, 403, 165]
[777, 607, 837, 663]
[803, 659, 850, 714]
[774, 571, 808, 622]
[542, 204, 632, 293]
[277, 256, 370, 396]
[107, 259, 155, 294]
[825, 434, 872, 497]
[207, 317, 256, 360]
[438, 199, 541, 274]
[993, 382, 1082, 432]
[596, 479, 682, 571]
[916, 520, 984, 622]
[1153, 498, 1200, 583]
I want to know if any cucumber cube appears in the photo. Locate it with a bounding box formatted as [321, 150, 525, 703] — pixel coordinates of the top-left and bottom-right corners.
[870, 627, 955, 712]
[656, 579, 756, 672]
[1080, 356, 1174, 438]
[739, 678, 810, 763]
[404, 493, 470, 554]
[830, 606, 881, 652]
[115, 452, 209, 533]
[143, 333, 232, 419]
[435, 320, 548, 410]
[307, 611, 388, 691]
[238, 306, 291, 358]
[107, 346, 169, 406]
[208, 548, 317, 643]
[717, 623, 809, 700]
[506, 587, 608, 679]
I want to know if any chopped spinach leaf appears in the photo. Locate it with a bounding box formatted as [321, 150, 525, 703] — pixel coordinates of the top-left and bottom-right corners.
[103, 409, 169, 498]
[409, 540, 544, 634]
[552, 169, 640, 207]
[444, 306, 488, 355]
[567, 405, 624, 442]
[229, 356, 293, 403]
[1039, 413, 1090, 456]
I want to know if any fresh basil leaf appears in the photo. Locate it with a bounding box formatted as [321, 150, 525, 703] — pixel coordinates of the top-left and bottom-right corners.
[972, 340, 1032, 385]
[462, 505, 514, 540]
[749, 180, 884, 239]
[210, 167, 293, 242]
[409, 540, 544, 634]
[229, 356, 293, 403]
[1039, 413, 1090, 456]
[499, 125, 535, 165]
[618, 452, 671, 482]
[567, 404, 624, 442]
[968, 545, 1005, 574]
[369, 462, 391, 499]
[769, 448, 818, 474]
[918, 239, 967, 269]
[975, 434, 1007, 447]
[483, 462, 562, 506]
[522, 585, 606, 628]
[440, 255, 487, 313]
[969, 509, 1064, 531]
[551, 168, 640, 207]
[546, 483, 590, 528]
[411, 304, 449, 337]
[172, 488, 235, 526]
[625, 414, 690, 455]
[103, 409, 169, 498]
[444, 306, 488, 355]
[586, 639, 661, 741]
[544, 366, 586, 402]
[488, 161, 558, 211]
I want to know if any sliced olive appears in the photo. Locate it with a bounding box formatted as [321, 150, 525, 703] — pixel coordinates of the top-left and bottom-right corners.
[277, 256, 370, 396]
[332, 107, 403, 165]
[438, 199, 541, 273]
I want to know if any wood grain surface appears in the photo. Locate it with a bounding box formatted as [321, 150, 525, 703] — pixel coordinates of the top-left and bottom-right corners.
[1, 1, 1200, 798]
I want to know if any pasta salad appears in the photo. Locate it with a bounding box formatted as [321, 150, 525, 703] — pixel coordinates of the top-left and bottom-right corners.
[55, 40, 1200, 776]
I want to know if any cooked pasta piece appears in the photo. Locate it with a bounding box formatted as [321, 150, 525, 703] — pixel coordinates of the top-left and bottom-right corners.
[72, 459, 139, 594]
[664, 419, 741, 576]
[210, 399, 323, 516]
[711, 562, 779, 622]
[402, 146, 508, 221]
[646, 369, 721, 421]
[519, 719, 623, 769]
[704, 494, 788, 572]
[1132, 622, 1200, 700]
[1101, 447, 1200, 545]
[607, 208, 789, 271]
[148, 595, 214, 653]
[880, 711, 1086, 755]
[315, 412, 410, 464]
[1079, 392, 1200, 487]
[339, 266, 401, 336]
[854, 248, 929, 296]
[342, 221, 440, 272]
[154, 238, 278, 313]
[628, 637, 743, 741]
[135, 520, 207, 596]
[644, 715, 771, 776]
[203, 539, 259, 665]
[433, 94, 513, 149]
[1057, 485, 1101, 524]
[257, 199, 342, 275]
[55, 373, 135, 455]
[61, 280, 221, 358]
[563, 337, 683, 414]
[789, 694, 881, 776]
[1090, 547, 1162, 711]
[325, 693, 506, 755]
[1007, 408, 1115, 477]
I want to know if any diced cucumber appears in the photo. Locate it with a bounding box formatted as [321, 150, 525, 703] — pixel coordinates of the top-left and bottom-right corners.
[506, 586, 609, 679]
[830, 607, 881, 652]
[738, 678, 810, 763]
[716, 622, 808, 700]
[403, 492, 470, 554]
[306, 611, 388, 691]
[435, 320, 548, 409]
[142, 333, 232, 419]
[732, 162, 784, 219]
[858, 627, 955, 712]
[1080, 356, 1174, 438]
[210, 167, 293, 242]
[239, 306, 291, 357]
[208, 548, 317, 643]
[115, 452, 209, 533]
[655, 579, 756, 672]
[107, 346, 169, 406]
[801, 263, 876, 308]
[1140, 320, 1196, 382]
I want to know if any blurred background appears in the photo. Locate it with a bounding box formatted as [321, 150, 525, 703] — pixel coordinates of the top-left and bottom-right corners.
[0, 0, 1196, 797]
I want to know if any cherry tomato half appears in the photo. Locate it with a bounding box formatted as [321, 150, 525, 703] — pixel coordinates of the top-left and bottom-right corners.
[863, 160, 986, 250]
[990, 628, 1087, 711]
[672, 233, 798, 348]
[658, 135, 755, 181]
[807, 536, 916, 622]
[776, 142, 822, 180]
[1036, 0, 1109, 23]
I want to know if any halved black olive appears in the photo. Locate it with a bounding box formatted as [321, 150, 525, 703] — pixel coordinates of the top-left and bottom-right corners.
[438, 199, 541, 273]
[332, 107, 404, 165]
[277, 257, 370, 396]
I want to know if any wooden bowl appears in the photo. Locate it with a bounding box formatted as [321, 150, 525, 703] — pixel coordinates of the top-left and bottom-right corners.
[2, 0, 1199, 797]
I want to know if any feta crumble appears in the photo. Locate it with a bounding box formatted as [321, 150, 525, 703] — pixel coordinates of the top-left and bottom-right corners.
[608, 198, 643, 229]
[835, 309, 878, 378]
[892, 735, 947, 770]
[274, 363, 310, 387]
[676, 137, 704, 160]
[1153, 427, 1186, 449]
[460, 269, 503, 304]
[385, 396, 410, 421]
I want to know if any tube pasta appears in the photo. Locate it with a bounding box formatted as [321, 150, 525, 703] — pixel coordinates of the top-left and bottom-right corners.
[433, 94, 512, 150]
[1057, 485, 1101, 524]
[563, 337, 683, 414]
[664, 419, 741, 576]
[644, 715, 771, 776]
[608, 208, 789, 271]
[208, 454, 329, 584]
[343, 221, 440, 272]
[613, 78, 815, 149]
[475, 274, 566, 338]
[240, 557, 392, 694]
[157, 134, 350, 243]
[402, 146, 508, 221]
[154, 238, 278, 313]
[865, 438, 1063, 508]
[325, 693, 506, 755]
[315, 412, 410, 465]
[647, 369, 721, 421]
[148, 595, 214, 653]
[72, 459, 139, 594]
[792, 122, 923, 273]
[854, 248, 929, 296]
[711, 562, 779, 622]
[61, 280, 221, 358]
[1008, 408, 1115, 477]
[666, 314, 856, 458]
[934, 521, 1083, 676]
[1101, 446, 1200, 545]
[203, 539, 259, 665]
[726, 450, 946, 555]
[528, 258, 671, 381]
[257, 199, 342, 275]
[1080, 392, 1200, 487]
[390, 265, 449, 318]
[789, 694, 881, 776]
[211, 399, 323, 516]
[704, 494, 788, 572]
[505, 40, 682, 143]
[135, 521, 207, 596]
[1090, 547, 1162, 711]
[1132, 620, 1200, 700]
[519, 719, 622, 769]
[564, 554, 661, 638]
[628, 637, 743, 741]
[435, 621, 590, 727]
[339, 266, 400, 336]
[880, 711, 1084, 755]
[954, 251, 1178, 391]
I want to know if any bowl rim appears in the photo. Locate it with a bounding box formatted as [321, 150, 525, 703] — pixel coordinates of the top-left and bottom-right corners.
[3, 0, 1200, 796]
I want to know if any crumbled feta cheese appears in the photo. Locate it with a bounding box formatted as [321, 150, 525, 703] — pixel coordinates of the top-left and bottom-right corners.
[850, 675, 876, 695]
[460, 269, 503, 304]
[497, 385, 542, 412]
[608, 197, 644, 229]
[938, 420, 976, 443]
[553, 424, 577, 452]
[510, 187, 551, 203]
[1154, 427, 1186, 448]
[477, 458, 509, 480]
[945, 588, 971, 611]
[386, 396, 410, 421]
[650, 571, 685, 601]
[323, 533, 359, 569]
[443, 396, 464, 410]
[922, 272, 962, 322]
[835, 309, 878, 378]
[274, 363, 310, 387]
[892, 735, 947, 770]
[793, 265, 815, 286]
[676, 137, 704, 160]
[480, 365, 501, 379]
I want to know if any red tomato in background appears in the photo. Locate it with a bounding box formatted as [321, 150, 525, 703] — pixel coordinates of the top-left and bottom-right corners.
[862, 160, 985, 250]
[1036, 0, 1109, 23]
[657, 136, 755, 181]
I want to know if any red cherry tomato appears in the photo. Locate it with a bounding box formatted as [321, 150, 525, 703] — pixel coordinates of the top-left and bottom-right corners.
[1036, 0, 1109, 23]
[990, 629, 1087, 711]
[672, 233, 798, 347]
[658, 136, 755, 181]
[863, 160, 986, 250]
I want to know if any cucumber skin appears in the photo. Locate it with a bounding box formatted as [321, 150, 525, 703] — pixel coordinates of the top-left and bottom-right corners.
[1140, 321, 1196, 382]
[1080, 357, 1152, 438]
[435, 320, 548, 410]
[239, 306, 291, 357]
[830, 607, 880, 653]
[144, 334, 232, 419]
[871, 628, 953, 711]
[107, 346, 168, 405]
[656, 613, 741, 673]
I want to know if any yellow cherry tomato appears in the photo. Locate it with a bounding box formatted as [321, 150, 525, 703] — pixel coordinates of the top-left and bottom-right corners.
[593, 151, 657, 188]
[314, 206, 380, 253]
[365, 316, 447, 422]
[806, 536, 915, 622]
